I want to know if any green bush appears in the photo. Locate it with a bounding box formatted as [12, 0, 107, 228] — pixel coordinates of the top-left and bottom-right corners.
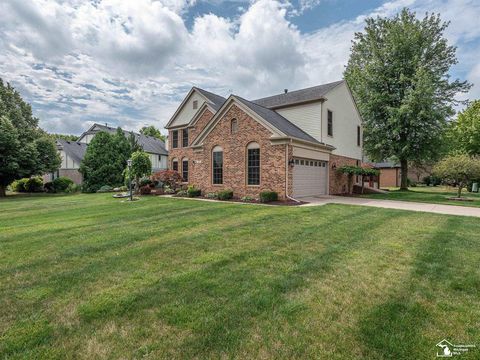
[260, 191, 278, 203]
[241, 196, 254, 202]
[11, 177, 43, 192]
[65, 183, 80, 194]
[217, 189, 233, 200]
[187, 185, 201, 197]
[176, 190, 188, 197]
[97, 185, 113, 193]
[44, 181, 55, 193]
[53, 177, 74, 192]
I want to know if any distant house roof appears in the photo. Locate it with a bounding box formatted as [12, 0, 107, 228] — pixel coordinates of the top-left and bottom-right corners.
[80, 123, 168, 155]
[235, 96, 324, 145]
[253, 80, 344, 109]
[373, 161, 400, 168]
[57, 139, 88, 164]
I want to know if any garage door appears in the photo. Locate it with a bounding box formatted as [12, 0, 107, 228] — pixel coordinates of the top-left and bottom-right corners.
[292, 158, 328, 197]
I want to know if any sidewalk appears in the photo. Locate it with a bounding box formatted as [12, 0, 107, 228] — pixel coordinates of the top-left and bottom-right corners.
[299, 195, 480, 218]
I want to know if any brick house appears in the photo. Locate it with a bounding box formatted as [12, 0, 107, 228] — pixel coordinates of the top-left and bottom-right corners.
[165, 81, 363, 199]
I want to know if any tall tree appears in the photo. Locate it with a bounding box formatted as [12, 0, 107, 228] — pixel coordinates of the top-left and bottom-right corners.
[140, 125, 166, 142]
[449, 100, 480, 156]
[0, 79, 60, 197]
[344, 8, 470, 189]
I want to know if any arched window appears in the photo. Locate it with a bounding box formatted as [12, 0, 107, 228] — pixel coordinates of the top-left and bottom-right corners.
[212, 146, 223, 185]
[247, 142, 260, 185]
[182, 158, 189, 182]
[172, 158, 178, 172]
[231, 118, 238, 134]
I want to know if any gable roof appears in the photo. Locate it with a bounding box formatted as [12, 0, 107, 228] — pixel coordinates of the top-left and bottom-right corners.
[235, 96, 321, 144]
[253, 80, 344, 109]
[57, 139, 88, 164]
[79, 123, 168, 155]
[165, 87, 226, 128]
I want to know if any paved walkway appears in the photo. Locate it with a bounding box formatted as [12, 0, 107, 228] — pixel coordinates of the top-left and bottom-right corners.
[300, 195, 480, 218]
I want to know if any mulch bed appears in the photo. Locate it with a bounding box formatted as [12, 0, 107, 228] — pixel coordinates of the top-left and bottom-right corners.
[168, 194, 307, 206]
[446, 197, 474, 202]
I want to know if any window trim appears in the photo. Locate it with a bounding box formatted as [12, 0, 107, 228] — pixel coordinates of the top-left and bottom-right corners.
[246, 142, 260, 186]
[172, 130, 179, 149]
[182, 158, 189, 182]
[182, 128, 189, 148]
[212, 146, 223, 185]
[172, 158, 179, 172]
[327, 109, 333, 137]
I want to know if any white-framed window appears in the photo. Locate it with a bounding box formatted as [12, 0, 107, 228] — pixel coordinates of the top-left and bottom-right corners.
[327, 110, 333, 136]
[231, 118, 238, 134]
[212, 146, 223, 185]
[246, 142, 260, 185]
[172, 158, 178, 172]
[182, 158, 189, 182]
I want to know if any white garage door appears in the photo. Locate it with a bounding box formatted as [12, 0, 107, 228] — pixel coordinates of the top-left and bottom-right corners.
[293, 158, 328, 197]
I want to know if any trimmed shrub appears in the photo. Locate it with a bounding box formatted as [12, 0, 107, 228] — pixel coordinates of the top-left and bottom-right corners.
[152, 170, 183, 190]
[260, 191, 278, 203]
[217, 189, 233, 200]
[44, 181, 55, 193]
[139, 177, 153, 187]
[205, 192, 217, 199]
[97, 185, 113, 193]
[241, 196, 254, 202]
[53, 177, 74, 192]
[25, 177, 44, 192]
[164, 186, 175, 194]
[11, 178, 28, 192]
[187, 185, 201, 197]
[140, 185, 152, 195]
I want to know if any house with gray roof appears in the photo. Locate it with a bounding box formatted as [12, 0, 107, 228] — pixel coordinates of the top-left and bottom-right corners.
[165, 80, 363, 199]
[45, 124, 168, 184]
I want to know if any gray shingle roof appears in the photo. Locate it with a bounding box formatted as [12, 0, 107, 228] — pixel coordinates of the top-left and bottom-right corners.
[57, 139, 88, 164]
[373, 161, 400, 168]
[86, 124, 168, 155]
[253, 80, 344, 108]
[235, 96, 322, 144]
[195, 87, 226, 110]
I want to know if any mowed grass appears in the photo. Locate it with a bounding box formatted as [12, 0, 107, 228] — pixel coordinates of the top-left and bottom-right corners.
[361, 186, 480, 208]
[0, 194, 479, 359]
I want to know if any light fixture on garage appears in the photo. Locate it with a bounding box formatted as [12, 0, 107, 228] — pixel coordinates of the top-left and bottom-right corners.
[331, 162, 337, 170]
[288, 158, 295, 167]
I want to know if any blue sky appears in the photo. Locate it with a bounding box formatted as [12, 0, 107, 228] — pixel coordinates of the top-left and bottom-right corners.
[0, 0, 479, 135]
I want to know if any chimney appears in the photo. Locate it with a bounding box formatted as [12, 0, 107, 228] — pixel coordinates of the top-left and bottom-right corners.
[284, 89, 288, 94]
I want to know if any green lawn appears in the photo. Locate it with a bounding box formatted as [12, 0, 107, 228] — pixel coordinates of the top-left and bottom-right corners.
[361, 186, 480, 208]
[1, 194, 479, 359]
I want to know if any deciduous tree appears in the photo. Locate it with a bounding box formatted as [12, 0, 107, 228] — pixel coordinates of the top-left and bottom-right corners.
[344, 8, 470, 190]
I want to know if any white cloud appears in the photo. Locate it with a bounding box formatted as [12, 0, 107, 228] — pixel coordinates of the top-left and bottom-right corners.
[0, 0, 479, 135]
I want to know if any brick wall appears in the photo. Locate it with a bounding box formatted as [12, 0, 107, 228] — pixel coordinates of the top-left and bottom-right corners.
[187, 104, 289, 199]
[329, 154, 359, 194]
[379, 168, 400, 188]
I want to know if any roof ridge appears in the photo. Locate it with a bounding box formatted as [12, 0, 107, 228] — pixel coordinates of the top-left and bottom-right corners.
[253, 80, 344, 102]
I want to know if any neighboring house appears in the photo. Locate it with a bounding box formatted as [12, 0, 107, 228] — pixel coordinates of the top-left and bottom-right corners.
[165, 80, 363, 199]
[374, 162, 431, 188]
[44, 123, 168, 184]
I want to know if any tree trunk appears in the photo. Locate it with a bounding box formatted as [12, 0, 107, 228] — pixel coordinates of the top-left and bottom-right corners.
[0, 185, 6, 197]
[361, 175, 365, 194]
[347, 174, 353, 194]
[400, 159, 409, 190]
[457, 184, 462, 198]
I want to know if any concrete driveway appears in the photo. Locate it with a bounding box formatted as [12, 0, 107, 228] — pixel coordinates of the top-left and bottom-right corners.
[300, 195, 480, 218]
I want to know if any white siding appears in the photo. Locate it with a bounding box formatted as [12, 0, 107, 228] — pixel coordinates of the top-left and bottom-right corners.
[60, 150, 79, 169]
[78, 134, 94, 144]
[169, 92, 205, 127]
[276, 101, 322, 140]
[321, 82, 362, 160]
[149, 153, 167, 171]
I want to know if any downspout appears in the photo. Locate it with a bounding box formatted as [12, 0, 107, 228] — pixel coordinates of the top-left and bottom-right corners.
[285, 139, 301, 203]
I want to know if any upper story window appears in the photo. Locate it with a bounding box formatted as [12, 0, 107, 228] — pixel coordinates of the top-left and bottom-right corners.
[212, 146, 223, 185]
[327, 110, 333, 137]
[357, 126, 361, 146]
[247, 142, 260, 186]
[193, 100, 198, 110]
[172, 158, 178, 172]
[182, 128, 189, 147]
[231, 119, 238, 134]
[182, 158, 189, 182]
[172, 130, 178, 148]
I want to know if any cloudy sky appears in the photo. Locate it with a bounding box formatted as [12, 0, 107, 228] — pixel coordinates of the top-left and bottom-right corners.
[1, 0, 479, 135]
